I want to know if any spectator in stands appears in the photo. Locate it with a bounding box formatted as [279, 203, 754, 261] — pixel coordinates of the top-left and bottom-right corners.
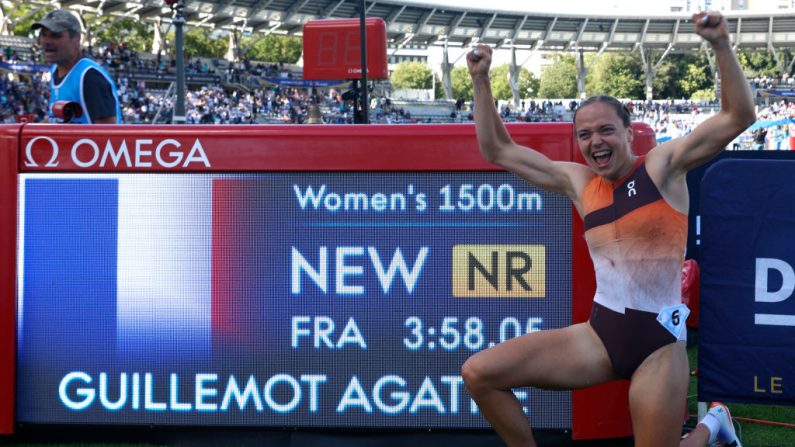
[463, 11, 754, 447]
[32, 9, 121, 123]
[753, 127, 767, 150]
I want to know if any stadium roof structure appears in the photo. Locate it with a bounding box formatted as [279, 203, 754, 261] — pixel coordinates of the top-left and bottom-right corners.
[22, 0, 795, 54]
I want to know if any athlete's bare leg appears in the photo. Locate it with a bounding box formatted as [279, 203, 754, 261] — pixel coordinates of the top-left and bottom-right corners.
[628, 341, 691, 447]
[462, 322, 620, 447]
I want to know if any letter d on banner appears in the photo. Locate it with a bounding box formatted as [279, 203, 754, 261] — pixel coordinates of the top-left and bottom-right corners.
[755, 258, 795, 303]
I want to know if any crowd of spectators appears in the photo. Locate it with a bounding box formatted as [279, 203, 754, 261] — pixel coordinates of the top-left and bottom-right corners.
[747, 99, 794, 150]
[0, 45, 48, 122]
[630, 97, 793, 150]
[0, 41, 792, 149]
[86, 41, 287, 82]
[749, 73, 795, 90]
[634, 99, 717, 139]
[0, 73, 48, 122]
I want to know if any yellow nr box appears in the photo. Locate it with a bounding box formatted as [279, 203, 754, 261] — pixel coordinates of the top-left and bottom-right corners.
[452, 244, 546, 298]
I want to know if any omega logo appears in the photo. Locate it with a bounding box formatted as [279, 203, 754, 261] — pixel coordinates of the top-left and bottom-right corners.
[24, 136, 60, 167]
[23, 137, 211, 169]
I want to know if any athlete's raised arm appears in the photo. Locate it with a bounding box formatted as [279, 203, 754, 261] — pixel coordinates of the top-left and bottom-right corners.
[649, 11, 756, 179]
[467, 44, 592, 205]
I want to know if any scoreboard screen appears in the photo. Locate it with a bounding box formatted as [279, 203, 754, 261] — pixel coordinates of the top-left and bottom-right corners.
[16, 171, 572, 428]
[302, 18, 389, 80]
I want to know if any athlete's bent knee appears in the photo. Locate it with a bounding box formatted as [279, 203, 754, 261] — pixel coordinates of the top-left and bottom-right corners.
[461, 352, 493, 397]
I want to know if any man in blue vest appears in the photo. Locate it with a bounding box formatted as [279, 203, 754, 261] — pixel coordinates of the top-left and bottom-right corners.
[32, 9, 122, 124]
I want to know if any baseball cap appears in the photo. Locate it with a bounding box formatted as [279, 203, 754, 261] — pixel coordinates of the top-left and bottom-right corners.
[31, 9, 82, 33]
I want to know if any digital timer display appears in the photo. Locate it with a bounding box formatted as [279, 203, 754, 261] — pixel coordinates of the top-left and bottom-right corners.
[16, 171, 572, 429]
[302, 18, 389, 80]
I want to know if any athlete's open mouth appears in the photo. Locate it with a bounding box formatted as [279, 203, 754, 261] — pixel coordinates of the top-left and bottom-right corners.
[592, 150, 612, 167]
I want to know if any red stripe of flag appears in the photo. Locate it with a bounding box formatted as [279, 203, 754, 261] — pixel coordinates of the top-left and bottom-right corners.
[211, 179, 252, 348]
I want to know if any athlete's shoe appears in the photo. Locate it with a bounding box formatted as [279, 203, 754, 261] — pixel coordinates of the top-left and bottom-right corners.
[708, 402, 742, 447]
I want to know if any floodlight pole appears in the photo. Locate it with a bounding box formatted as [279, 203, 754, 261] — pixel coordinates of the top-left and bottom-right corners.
[172, 0, 187, 124]
[359, 0, 369, 124]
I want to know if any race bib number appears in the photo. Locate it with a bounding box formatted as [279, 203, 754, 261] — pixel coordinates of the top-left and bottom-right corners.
[656, 304, 690, 339]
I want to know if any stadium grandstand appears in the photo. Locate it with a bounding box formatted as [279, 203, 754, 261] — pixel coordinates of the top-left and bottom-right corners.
[0, 0, 792, 146]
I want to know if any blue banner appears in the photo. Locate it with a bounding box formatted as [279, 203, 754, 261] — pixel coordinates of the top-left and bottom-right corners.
[264, 78, 346, 88]
[746, 118, 795, 132]
[0, 61, 50, 74]
[699, 159, 795, 405]
[123, 70, 221, 84]
[758, 89, 795, 98]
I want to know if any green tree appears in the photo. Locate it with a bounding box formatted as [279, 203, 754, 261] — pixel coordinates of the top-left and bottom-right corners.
[90, 17, 153, 53]
[587, 52, 644, 99]
[690, 88, 716, 101]
[678, 62, 711, 98]
[241, 34, 301, 63]
[183, 27, 227, 59]
[391, 61, 433, 89]
[488, 64, 540, 101]
[738, 50, 783, 78]
[653, 54, 700, 99]
[519, 68, 541, 99]
[539, 54, 578, 99]
[12, 6, 152, 52]
[433, 73, 445, 99]
[7, 4, 46, 37]
[451, 66, 473, 100]
[651, 58, 680, 99]
[490, 64, 512, 100]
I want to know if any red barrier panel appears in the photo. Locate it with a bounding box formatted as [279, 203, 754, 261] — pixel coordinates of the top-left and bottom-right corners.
[4, 122, 656, 439]
[682, 259, 701, 328]
[0, 125, 19, 435]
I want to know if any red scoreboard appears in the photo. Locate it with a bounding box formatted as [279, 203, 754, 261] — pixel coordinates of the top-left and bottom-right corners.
[303, 18, 388, 80]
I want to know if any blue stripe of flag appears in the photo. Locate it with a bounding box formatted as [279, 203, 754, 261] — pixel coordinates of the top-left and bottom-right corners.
[22, 179, 118, 363]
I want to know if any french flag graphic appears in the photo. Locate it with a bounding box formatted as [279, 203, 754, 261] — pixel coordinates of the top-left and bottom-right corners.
[18, 175, 257, 363]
